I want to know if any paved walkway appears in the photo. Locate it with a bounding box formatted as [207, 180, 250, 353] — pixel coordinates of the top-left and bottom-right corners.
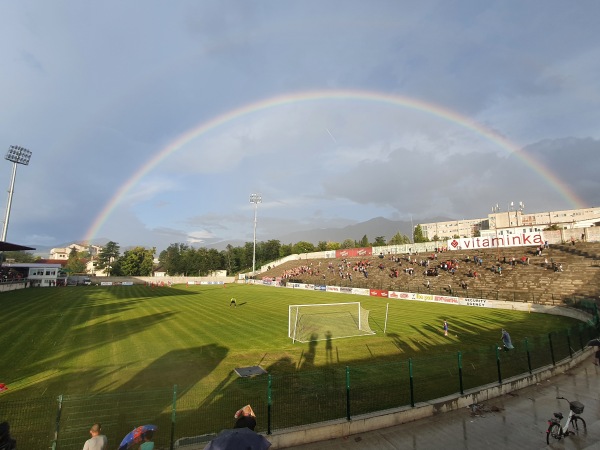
[283, 360, 600, 450]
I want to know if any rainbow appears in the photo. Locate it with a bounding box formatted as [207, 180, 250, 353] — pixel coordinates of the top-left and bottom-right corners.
[84, 89, 586, 242]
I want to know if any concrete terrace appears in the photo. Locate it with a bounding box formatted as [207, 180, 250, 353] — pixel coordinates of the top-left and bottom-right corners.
[260, 242, 600, 304]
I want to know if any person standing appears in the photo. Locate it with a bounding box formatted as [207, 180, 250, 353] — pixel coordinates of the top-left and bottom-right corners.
[443, 320, 448, 337]
[230, 298, 237, 307]
[501, 329, 514, 351]
[83, 423, 107, 450]
[140, 430, 154, 450]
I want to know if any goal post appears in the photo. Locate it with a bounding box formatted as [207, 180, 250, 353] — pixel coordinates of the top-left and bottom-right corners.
[288, 302, 375, 343]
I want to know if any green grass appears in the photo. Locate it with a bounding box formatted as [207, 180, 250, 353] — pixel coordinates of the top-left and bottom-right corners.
[0, 284, 589, 447]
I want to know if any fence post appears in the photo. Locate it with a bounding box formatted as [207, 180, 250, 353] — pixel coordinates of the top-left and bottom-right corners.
[496, 347, 502, 384]
[267, 374, 272, 434]
[170, 384, 177, 450]
[345, 366, 351, 421]
[51, 394, 63, 450]
[409, 358, 414, 407]
[567, 332, 573, 359]
[525, 338, 532, 374]
[457, 352, 463, 395]
[549, 333, 556, 366]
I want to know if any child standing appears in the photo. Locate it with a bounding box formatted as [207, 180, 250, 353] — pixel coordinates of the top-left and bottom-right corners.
[140, 430, 154, 450]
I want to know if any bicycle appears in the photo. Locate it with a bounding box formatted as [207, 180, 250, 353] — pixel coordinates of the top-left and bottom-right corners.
[546, 396, 587, 444]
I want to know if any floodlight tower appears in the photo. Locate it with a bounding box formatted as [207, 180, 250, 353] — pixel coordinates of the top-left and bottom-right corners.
[491, 203, 500, 259]
[250, 193, 262, 276]
[2, 145, 32, 242]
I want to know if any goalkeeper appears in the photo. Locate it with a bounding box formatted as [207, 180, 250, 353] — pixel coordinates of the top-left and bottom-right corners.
[230, 298, 237, 307]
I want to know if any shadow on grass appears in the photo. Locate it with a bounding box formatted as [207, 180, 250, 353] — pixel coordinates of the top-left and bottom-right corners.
[5, 310, 179, 397]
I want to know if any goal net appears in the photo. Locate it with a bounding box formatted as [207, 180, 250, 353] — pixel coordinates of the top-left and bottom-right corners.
[288, 302, 375, 343]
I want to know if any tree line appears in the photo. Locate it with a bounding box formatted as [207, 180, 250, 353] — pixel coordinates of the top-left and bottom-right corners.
[88, 231, 415, 276]
[2, 230, 420, 277]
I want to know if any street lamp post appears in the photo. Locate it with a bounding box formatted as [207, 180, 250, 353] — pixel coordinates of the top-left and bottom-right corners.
[2, 145, 32, 242]
[250, 193, 262, 276]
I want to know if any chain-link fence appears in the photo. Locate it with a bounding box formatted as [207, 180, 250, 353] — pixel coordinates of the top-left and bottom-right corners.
[1, 320, 597, 449]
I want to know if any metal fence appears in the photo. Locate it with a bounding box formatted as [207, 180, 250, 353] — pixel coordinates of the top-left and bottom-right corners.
[1, 319, 597, 450]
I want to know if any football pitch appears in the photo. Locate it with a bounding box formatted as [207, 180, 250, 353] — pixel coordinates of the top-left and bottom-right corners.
[0, 283, 581, 401]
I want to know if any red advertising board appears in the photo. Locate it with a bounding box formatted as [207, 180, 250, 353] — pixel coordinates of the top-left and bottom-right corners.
[335, 247, 373, 258]
[369, 289, 388, 297]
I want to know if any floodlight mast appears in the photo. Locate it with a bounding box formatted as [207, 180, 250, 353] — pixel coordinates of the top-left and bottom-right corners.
[2, 145, 32, 242]
[250, 193, 262, 277]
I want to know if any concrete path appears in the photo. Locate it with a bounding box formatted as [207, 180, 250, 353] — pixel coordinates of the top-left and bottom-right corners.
[282, 361, 600, 450]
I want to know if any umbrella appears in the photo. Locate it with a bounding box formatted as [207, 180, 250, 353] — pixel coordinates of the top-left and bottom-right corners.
[204, 427, 271, 450]
[587, 338, 600, 347]
[118, 424, 157, 450]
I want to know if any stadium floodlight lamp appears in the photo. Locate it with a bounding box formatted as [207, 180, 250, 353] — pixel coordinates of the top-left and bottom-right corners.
[2, 145, 32, 242]
[5, 145, 32, 165]
[250, 193, 262, 276]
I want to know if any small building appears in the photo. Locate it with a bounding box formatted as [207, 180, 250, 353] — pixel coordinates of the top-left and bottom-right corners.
[3, 263, 65, 287]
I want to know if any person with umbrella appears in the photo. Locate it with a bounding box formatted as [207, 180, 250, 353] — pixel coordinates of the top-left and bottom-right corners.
[118, 425, 157, 450]
[140, 429, 154, 450]
[203, 405, 271, 450]
[234, 405, 257, 430]
[82, 423, 107, 450]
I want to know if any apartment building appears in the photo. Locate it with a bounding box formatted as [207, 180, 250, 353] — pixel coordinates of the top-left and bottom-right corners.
[419, 206, 600, 240]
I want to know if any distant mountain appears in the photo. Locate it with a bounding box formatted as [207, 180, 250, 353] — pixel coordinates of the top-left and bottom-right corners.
[30, 218, 454, 256]
[208, 216, 453, 250]
[274, 217, 412, 245]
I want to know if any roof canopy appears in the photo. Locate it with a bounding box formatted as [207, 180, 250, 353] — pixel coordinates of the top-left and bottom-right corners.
[0, 241, 36, 251]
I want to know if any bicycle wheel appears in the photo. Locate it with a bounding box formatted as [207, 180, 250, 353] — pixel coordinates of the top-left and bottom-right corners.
[547, 423, 561, 444]
[570, 416, 587, 433]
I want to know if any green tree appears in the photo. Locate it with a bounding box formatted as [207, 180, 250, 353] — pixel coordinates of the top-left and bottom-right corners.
[326, 241, 341, 250]
[279, 243, 293, 258]
[119, 246, 155, 276]
[544, 224, 561, 231]
[96, 241, 120, 276]
[317, 241, 328, 251]
[359, 235, 369, 247]
[0, 251, 38, 263]
[159, 243, 189, 276]
[262, 240, 282, 263]
[413, 225, 429, 243]
[373, 236, 387, 246]
[341, 239, 355, 249]
[292, 241, 315, 254]
[65, 248, 87, 274]
[388, 232, 411, 245]
[222, 244, 237, 275]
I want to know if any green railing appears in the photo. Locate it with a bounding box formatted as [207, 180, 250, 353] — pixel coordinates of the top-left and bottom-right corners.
[1, 321, 597, 449]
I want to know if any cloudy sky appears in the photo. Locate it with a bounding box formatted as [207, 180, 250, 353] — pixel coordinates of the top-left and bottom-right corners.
[1, 1, 599, 253]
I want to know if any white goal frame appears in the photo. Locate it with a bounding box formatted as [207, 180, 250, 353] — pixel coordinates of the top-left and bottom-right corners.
[288, 301, 374, 343]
